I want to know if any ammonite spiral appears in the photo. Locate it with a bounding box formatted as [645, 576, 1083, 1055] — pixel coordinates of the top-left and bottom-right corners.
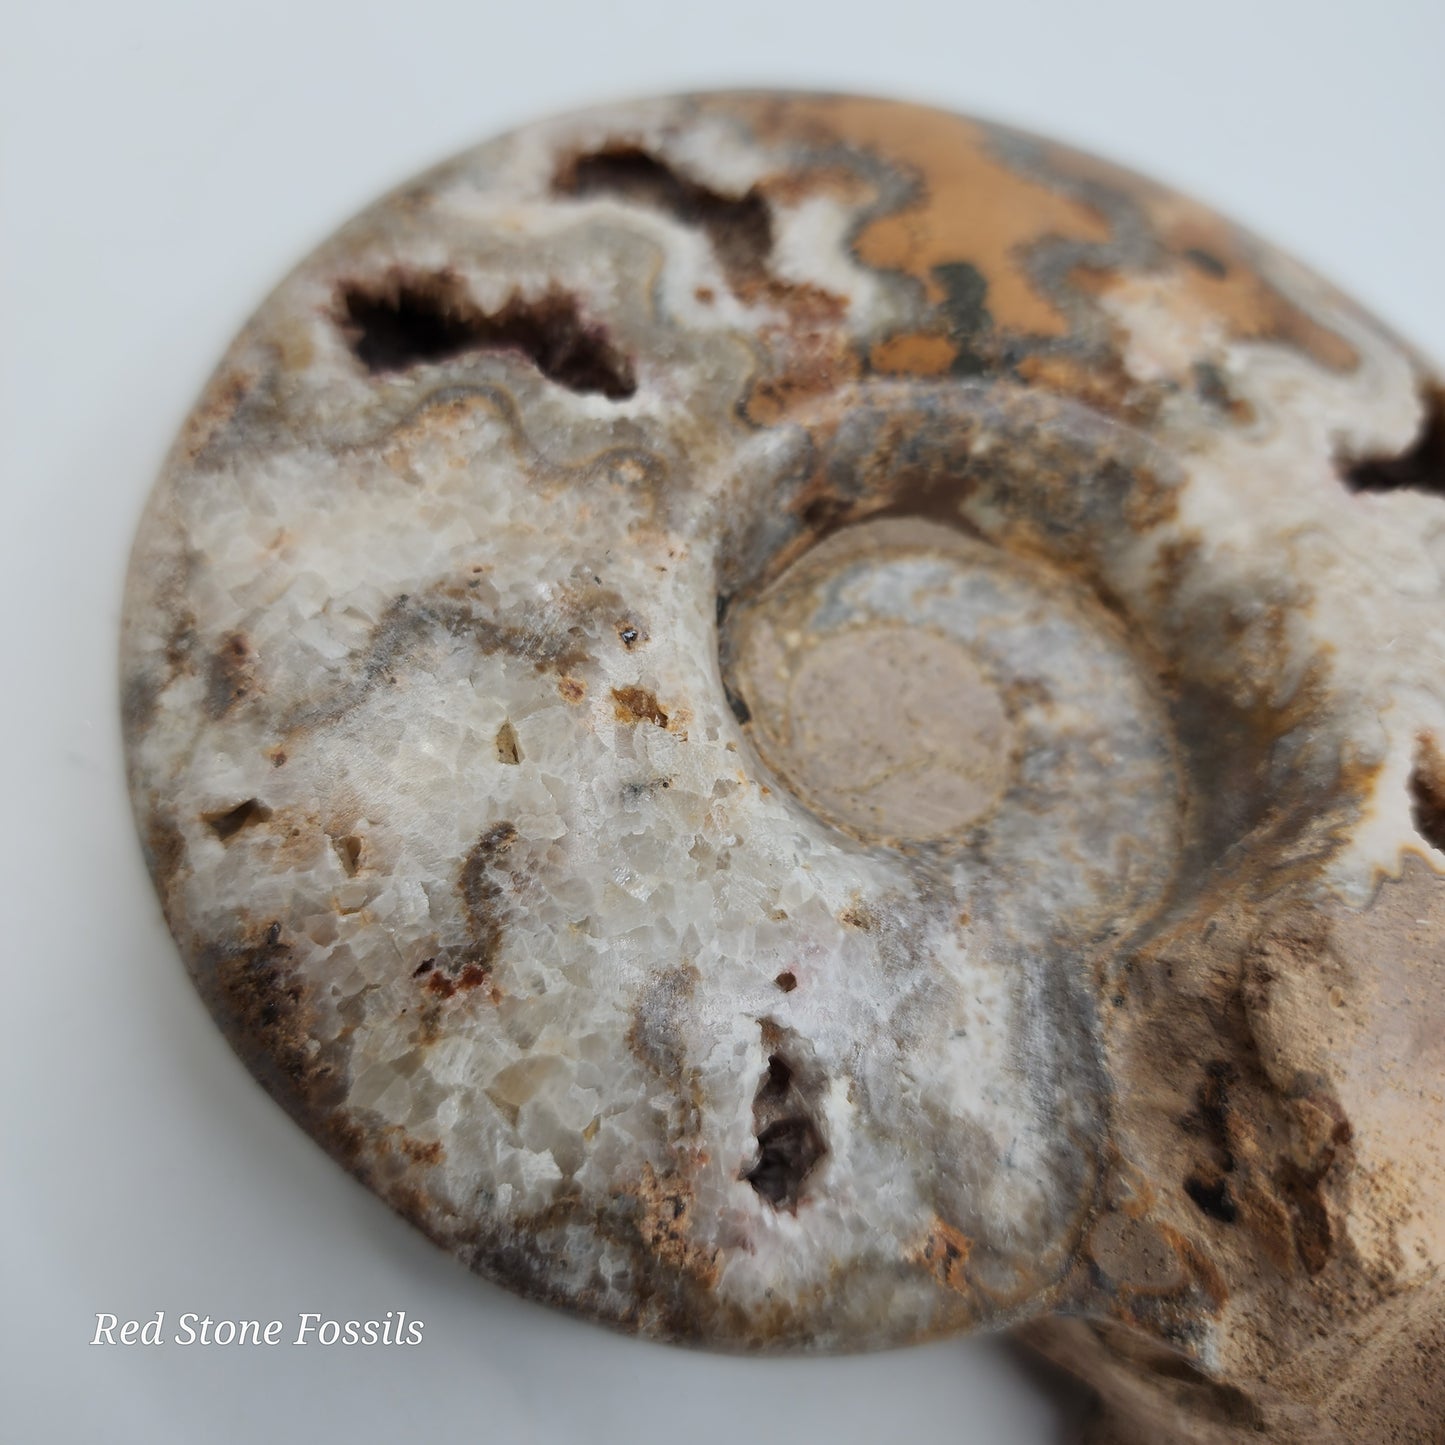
[121, 93, 1445, 1443]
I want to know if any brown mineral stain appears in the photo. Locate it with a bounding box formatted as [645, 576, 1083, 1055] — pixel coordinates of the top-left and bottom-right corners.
[421, 965, 456, 999]
[558, 675, 586, 703]
[914, 1218, 974, 1294]
[400, 1135, 445, 1167]
[459, 963, 492, 991]
[612, 685, 669, 727]
[635, 1162, 720, 1285]
[456, 821, 517, 975]
[205, 631, 255, 719]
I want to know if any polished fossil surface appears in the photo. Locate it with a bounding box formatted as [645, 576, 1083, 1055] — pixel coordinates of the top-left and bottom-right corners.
[122, 93, 1445, 1443]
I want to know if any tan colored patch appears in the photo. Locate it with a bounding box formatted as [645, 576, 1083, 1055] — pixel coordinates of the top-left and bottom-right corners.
[869, 330, 957, 376]
[740, 96, 1111, 337]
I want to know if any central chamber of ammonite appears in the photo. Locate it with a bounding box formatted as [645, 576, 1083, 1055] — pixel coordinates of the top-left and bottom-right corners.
[724, 515, 1176, 851]
[121, 92, 1445, 1444]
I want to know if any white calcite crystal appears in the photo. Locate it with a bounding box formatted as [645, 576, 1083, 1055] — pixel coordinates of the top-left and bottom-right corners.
[122, 93, 1445, 1443]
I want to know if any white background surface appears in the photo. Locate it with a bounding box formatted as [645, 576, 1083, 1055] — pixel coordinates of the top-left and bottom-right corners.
[3, 3, 1442, 1442]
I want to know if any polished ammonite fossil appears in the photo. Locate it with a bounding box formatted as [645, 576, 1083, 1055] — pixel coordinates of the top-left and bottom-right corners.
[120, 93, 1445, 1443]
